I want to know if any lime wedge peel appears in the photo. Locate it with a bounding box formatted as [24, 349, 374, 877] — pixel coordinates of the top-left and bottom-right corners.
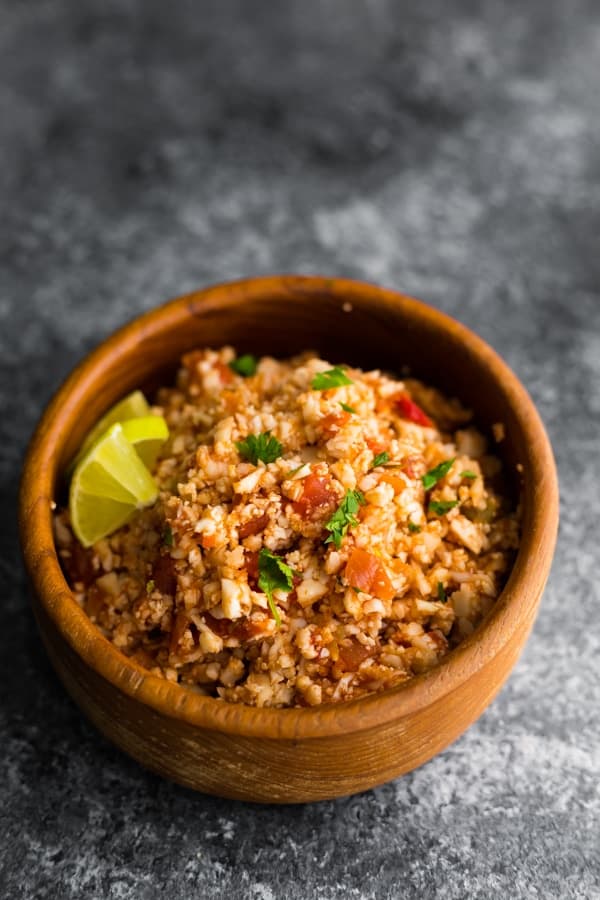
[121, 415, 170, 470]
[71, 390, 151, 471]
[70, 423, 160, 548]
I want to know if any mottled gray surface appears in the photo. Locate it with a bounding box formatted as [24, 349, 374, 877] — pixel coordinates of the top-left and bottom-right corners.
[1, 1, 599, 898]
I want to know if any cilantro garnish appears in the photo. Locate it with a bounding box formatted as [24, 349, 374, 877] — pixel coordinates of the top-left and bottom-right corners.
[428, 499, 459, 516]
[437, 581, 447, 603]
[371, 451, 390, 469]
[311, 366, 353, 390]
[163, 525, 174, 547]
[460, 470, 477, 480]
[325, 489, 366, 549]
[229, 354, 258, 377]
[422, 458, 455, 491]
[236, 432, 283, 465]
[146, 579, 155, 594]
[407, 521, 421, 534]
[339, 401, 356, 414]
[258, 548, 294, 626]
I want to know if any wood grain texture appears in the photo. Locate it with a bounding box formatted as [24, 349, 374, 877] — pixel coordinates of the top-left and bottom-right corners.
[19, 275, 559, 802]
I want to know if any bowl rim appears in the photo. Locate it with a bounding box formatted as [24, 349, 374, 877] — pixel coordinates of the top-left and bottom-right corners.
[19, 274, 559, 740]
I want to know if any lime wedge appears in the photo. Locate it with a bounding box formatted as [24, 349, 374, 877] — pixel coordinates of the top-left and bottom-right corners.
[72, 390, 151, 469]
[70, 423, 159, 547]
[121, 415, 169, 470]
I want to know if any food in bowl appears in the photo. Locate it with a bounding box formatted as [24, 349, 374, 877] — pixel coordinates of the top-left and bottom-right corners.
[54, 346, 520, 709]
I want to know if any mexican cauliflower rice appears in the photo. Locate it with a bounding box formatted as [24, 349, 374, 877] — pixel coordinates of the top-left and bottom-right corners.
[55, 347, 520, 708]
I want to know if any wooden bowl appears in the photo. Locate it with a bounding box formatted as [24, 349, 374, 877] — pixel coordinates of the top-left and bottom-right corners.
[19, 276, 558, 803]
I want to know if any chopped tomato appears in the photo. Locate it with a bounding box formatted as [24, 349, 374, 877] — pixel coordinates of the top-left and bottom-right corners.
[239, 513, 269, 539]
[318, 410, 351, 440]
[215, 360, 234, 384]
[366, 436, 388, 456]
[394, 392, 432, 427]
[337, 637, 373, 672]
[152, 555, 177, 596]
[345, 547, 395, 602]
[401, 453, 425, 479]
[380, 472, 404, 493]
[200, 533, 217, 549]
[292, 473, 337, 519]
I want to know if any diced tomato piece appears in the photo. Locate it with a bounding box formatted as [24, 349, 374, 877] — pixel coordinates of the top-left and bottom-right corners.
[345, 547, 395, 602]
[200, 533, 217, 549]
[152, 555, 177, 596]
[366, 437, 388, 456]
[239, 513, 270, 539]
[318, 411, 351, 440]
[215, 360, 234, 384]
[394, 392, 432, 427]
[380, 472, 404, 493]
[292, 473, 337, 519]
[401, 454, 425, 479]
[337, 637, 373, 672]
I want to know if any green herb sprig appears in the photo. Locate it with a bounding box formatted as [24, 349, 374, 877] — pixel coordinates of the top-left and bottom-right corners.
[258, 548, 294, 626]
[339, 401, 356, 414]
[236, 432, 283, 465]
[311, 366, 353, 390]
[163, 526, 174, 547]
[460, 470, 477, 480]
[229, 354, 258, 377]
[408, 521, 421, 534]
[371, 451, 390, 469]
[422, 458, 455, 491]
[437, 581, 447, 603]
[428, 499, 459, 516]
[325, 489, 366, 549]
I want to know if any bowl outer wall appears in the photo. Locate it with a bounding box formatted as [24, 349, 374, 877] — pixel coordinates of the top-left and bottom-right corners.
[19, 276, 558, 762]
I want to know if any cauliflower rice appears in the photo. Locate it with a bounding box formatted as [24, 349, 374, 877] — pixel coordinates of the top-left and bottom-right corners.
[55, 347, 520, 708]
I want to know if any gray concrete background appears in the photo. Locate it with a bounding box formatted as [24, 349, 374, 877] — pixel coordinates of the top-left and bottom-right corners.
[1, 1, 599, 898]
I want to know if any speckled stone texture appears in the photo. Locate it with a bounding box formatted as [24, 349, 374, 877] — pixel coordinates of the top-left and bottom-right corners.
[1, 1, 599, 897]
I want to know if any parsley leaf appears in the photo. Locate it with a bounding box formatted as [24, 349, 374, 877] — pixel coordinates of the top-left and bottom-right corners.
[163, 525, 174, 547]
[422, 458, 455, 491]
[146, 579, 155, 594]
[325, 489, 366, 549]
[236, 432, 283, 465]
[229, 354, 258, 377]
[371, 451, 390, 469]
[258, 548, 294, 626]
[311, 366, 353, 390]
[339, 401, 356, 414]
[437, 581, 447, 603]
[428, 499, 459, 516]
[407, 521, 421, 533]
[460, 470, 477, 480]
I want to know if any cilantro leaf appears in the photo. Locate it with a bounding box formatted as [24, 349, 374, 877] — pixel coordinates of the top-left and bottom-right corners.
[146, 579, 155, 594]
[258, 548, 294, 626]
[437, 581, 447, 603]
[229, 354, 258, 377]
[325, 489, 366, 549]
[422, 458, 455, 491]
[371, 451, 390, 469]
[460, 470, 477, 480]
[311, 366, 353, 390]
[428, 499, 459, 516]
[407, 521, 421, 534]
[236, 432, 283, 465]
[163, 525, 174, 547]
[339, 401, 356, 414]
